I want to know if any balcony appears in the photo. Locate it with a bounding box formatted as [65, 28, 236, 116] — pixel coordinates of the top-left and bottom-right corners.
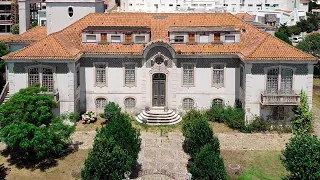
[40, 90, 60, 103]
[261, 90, 300, 106]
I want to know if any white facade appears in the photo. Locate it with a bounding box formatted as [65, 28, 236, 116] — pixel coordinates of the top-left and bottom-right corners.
[120, 0, 309, 13]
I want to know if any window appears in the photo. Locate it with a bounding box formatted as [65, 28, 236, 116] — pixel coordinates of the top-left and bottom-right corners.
[182, 64, 194, 85]
[124, 97, 136, 108]
[95, 98, 107, 109]
[212, 64, 224, 87]
[266, 67, 293, 94]
[240, 66, 244, 89]
[223, 4, 228, 6]
[265, 4, 270, 7]
[213, 98, 223, 106]
[68, 7, 73, 17]
[135, 35, 146, 43]
[124, 63, 136, 86]
[41, 20, 46, 26]
[182, 98, 194, 110]
[111, 35, 121, 43]
[272, 106, 285, 120]
[27, 65, 54, 92]
[199, 34, 209, 43]
[76, 65, 80, 87]
[225, 35, 235, 43]
[174, 36, 184, 43]
[256, 4, 262, 7]
[95, 63, 107, 85]
[86, 35, 97, 43]
[169, 4, 173, 6]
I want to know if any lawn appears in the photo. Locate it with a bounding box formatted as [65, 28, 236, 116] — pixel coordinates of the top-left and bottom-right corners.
[222, 150, 287, 180]
[0, 150, 89, 180]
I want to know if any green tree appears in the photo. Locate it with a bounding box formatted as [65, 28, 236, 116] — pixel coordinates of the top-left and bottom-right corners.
[0, 41, 9, 71]
[183, 118, 220, 158]
[0, 85, 75, 160]
[81, 137, 133, 180]
[11, 24, 19, 35]
[30, 21, 38, 29]
[297, 33, 320, 58]
[297, 19, 316, 33]
[189, 144, 227, 180]
[282, 134, 320, 179]
[291, 90, 312, 135]
[100, 102, 121, 121]
[275, 31, 292, 45]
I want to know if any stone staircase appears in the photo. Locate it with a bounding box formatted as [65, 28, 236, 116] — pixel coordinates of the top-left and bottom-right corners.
[3, 92, 10, 104]
[136, 109, 182, 125]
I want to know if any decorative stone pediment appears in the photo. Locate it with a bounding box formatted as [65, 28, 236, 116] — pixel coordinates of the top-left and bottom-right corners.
[149, 62, 169, 75]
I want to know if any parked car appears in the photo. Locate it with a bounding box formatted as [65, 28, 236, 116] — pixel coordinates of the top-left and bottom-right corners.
[292, 37, 303, 43]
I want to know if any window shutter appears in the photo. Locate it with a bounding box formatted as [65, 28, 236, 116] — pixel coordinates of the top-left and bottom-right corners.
[214, 33, 220, 42]
[189, 33, 195, 42]
[125, 33, 132, 42]
[101, 33, 107, 42]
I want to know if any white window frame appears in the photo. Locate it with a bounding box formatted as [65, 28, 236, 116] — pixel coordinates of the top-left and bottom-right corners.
[25, 65, 56, 93]
[124, 97, 136, 109]
[181, 63, 195, 86]
[211, 63, 226, 88]
[86, 34, 97, 43]
[173, 35, 185, 43]
[134, 35, 146, 43]
[110, 35, 121, 43]
[123, 62, 137, 87]
[93, 62, 108, 87]
[264, 66, 295, 94]
[199, 33, 210, 43]
[182, 98, 195, 110]
[95, 97, 107, 110]
[225, 35, 236, 43]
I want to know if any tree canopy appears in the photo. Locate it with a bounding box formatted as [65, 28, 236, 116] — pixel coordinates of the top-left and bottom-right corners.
[297, 33, 320, 58]
[0, 85, 75, 161]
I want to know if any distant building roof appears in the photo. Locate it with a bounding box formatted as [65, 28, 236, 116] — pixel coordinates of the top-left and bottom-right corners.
[235, 13, 255, 20]
[5, 26, 47, 43]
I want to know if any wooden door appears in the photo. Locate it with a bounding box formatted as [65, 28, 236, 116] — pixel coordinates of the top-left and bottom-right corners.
[152, 73, 166, 106]
[214, 33, 221, 42]
[101, 33, 107, 42]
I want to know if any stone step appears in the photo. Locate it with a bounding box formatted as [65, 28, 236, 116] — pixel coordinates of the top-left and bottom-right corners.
[135, 109, 182, 125]
[142, 110, 176, 118]
[138, 113, 179, 121]
[135, 116, 182, 125]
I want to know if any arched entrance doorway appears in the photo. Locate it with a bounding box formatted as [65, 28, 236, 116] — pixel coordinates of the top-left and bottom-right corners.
[152, 73, 166, 107]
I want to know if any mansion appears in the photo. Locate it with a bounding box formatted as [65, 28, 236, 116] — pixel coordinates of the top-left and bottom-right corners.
[1, 11, 317, 124]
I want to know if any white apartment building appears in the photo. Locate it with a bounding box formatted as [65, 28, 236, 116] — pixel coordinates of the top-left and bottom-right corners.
[121, 0, 309, 26]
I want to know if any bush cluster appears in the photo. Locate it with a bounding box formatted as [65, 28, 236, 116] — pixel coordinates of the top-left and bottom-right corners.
[100, 102, 121, 121]
[182, 110, 227, 180]
[206, 105, 246, 132]
[82, 102, 141, 180]
[282, 134, 320, 180]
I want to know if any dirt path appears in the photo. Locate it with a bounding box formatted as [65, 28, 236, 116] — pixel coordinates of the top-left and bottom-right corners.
[312, 106, 320, 137]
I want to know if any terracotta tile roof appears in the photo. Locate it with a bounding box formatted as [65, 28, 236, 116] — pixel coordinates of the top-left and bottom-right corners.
[235, 13, 254, 20]
[104, 0, 111, 5]
[5, 26, 47, 43]
[0, 34, 17, 41]
[3, 13, 317, 61]
[275, 9, 293, 14]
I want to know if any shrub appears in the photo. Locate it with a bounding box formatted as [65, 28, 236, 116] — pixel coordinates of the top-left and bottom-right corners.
[0, 85, 75, 161]
[291, 90, 312, 135]
[98, 113, 141, 162]
[81, 137, 132, 180]
[189, 144, 227, 180]
[12, 24, 19, 34]
[206, 104, 224, 122]
[282, 134, 320, 180]
[221, 106, 246, 132]
[100, 102, 121, 121]
[247, 116, 271, 132]
[183, 118, 220, 158]
[182, 109, 206, 136]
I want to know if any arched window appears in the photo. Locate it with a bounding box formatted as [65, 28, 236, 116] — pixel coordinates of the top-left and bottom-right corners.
[124, 97, 136, 109]
[68, 7, 74, 17]
[96, 98, 107, 109]
[212, 98, 223, 106]
[182, 98, 194, 110]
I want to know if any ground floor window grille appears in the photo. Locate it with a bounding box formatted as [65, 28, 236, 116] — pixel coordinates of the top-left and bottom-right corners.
[124, 98, 136, 109]
[182, 98, 194, 110]
[96, 98, 107, 109]
[212, 98, 224, 106]
[272, 106, 285, 121]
